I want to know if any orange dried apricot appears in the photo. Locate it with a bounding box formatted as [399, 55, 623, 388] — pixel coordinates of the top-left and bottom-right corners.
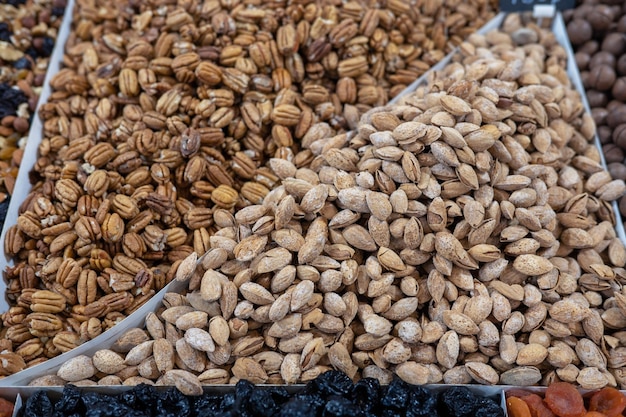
[508, 396, 533, 417]
[545, 382, 586, 417]
[589, 387, 626, 417]
[0, 397, 13, 417]
[507, 389, 536, 398]
[583, 413, 608, 417]
[521, 393, 556, 417]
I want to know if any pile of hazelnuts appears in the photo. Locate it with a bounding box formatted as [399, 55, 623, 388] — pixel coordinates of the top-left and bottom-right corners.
[565, 1, 626, 220]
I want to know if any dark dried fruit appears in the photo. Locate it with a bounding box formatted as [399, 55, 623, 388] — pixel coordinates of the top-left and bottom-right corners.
[439, 386, 481, 417]
[307, 370, 353, 398]
[20, 371, 506, 417]
[23, 391, 53, 417]
[351, 378, 381, 413]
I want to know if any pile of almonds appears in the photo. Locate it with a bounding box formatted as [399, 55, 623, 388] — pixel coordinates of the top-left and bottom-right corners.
[28, 15, 626, 389]
[1, 0, 496, 375]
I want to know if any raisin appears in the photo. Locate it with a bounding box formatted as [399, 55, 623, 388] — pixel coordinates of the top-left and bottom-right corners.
[0, 83, 27, 118]
[545, 382, 586, 417]
[0, 23, 11, 43]
[589, 388, 626, 417]
[508, 397, 532, 417]
[13, 56, 31, 70]
[40, 36, 55, 57]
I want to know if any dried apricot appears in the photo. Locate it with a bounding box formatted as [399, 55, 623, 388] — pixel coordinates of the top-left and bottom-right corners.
[0, 397, 13, 417]
[507, 389, 537, 398]
[508, 396, 533, 417]
[522, 393, 556, 417]
[589, 387, 626, 417]
[545, 382, 586, 417]
[583, 413, 608, 417]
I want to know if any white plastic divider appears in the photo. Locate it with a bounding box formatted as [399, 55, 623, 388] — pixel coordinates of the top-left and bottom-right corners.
[0, 0, 195, 387]
[0, 0, 74, 312]
[388, 12, 626, 246]
[552, 12, 626, 244]
[0, 278, 187, 387]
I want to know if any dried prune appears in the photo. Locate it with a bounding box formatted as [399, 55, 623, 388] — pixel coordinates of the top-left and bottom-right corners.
[322, 396, 361, 417]
[52, 6, 65, 16]
[381, 378, 410, 411]
[155, 388, 191, 417]
[277, 399, 317, 417]
[308, 370, 353, 397]
[56, 385, 82, 414]
[406, 386, 437, 417]
[246, 389, 278, 417]
[119, 384, 157, 413]
[439, 386, 480, 417]
[352, 378, 381, 413]
[475, 397, 505, 417]
[193, 394, 223, 417]
[24, 391, 54, 417]
[220, 392, 236, 410]
[85, 402, 146, 417]
[265, 386, 290, 405]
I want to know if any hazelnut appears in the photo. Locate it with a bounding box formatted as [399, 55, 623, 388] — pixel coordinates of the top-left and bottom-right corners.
[567, 19, 593, 46]
[612, 77, 626, 101]
[601, 33, 626, 56]
[598, 125, 613, 145]
[588, 65, 616, 91]
[588, 5, 615, 31]
[608, 162, 626, 181]
[602, 143, 625, 163]
[591, 107, 609, 125]
[617, 55, 626, 76]
[612, 123, 626, 149]
[607, 106, 626, 128]
[590, 51, 616, 69]
[575, 52, 590, 70]
[587, 90, 608, 108]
